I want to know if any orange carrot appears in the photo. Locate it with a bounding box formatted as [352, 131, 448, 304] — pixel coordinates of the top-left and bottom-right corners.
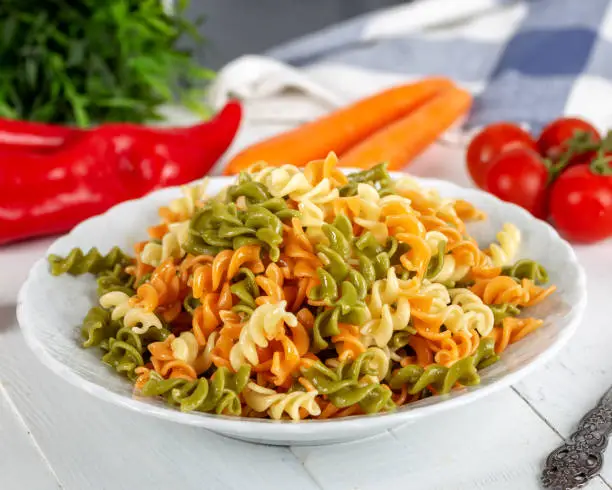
[339, 86, 472, 170]
[223, 78, 455, 175]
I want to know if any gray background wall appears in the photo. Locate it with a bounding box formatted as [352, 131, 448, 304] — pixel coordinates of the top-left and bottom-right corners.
[186, 0, 406, 69]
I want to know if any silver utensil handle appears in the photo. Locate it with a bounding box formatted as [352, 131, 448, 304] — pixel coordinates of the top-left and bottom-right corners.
[542, 388, 612, 489]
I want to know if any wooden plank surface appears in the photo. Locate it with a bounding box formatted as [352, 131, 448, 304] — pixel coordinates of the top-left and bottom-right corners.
[0, 386, 61, 490]
[291, 389, 611, 490]
[514, 243, 612, 483]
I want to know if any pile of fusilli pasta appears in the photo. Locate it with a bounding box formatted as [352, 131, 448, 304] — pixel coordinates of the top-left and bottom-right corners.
[49, 152, 556, 421]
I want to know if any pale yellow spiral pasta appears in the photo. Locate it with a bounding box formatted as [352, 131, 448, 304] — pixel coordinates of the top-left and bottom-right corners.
[488, 223, 521, 267]
[364, 346, 390, 380]
[250, 164, 311, 197]
[395, 176, 456, 216]
[167, 179, 210, 220]
[448, 288, 495, 336]
[250, 164, 338, 205]
[362, 269, 418, 347]
[299, 199, 325, 227]
[99, 291, 163, 334]
[351, 183, 388, 243]
[243, 382, 321, 420]
[171, 331, 218, 375]
[249, 163, 339, 243]
[431, 258, 470, 284]
[418, 280, 451, 312]
[425, 229, 470, 283]
[171, 331, 199, 364]
[141, 221, 190, 267]
[420, 289, 493, 335]
[229, 301, 297, 371]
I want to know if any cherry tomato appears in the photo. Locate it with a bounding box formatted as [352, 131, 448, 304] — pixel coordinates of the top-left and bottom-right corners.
[537, 117, 600, 161]
[549, 164, 612, 243]
[467, 123, 537, 189]
[485, 148, 549, 219]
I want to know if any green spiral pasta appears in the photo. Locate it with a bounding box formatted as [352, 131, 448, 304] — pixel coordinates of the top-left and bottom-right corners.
[230, 267, 261, 317]
[49, 246, 132, 276]
[311, 307, 341, 352]
[311, 302, 369, 353]
[258, 197, 299, 221]
[81, 306, 121, 348]
[302, 352, 395, 414]
[141, 366, 251, 415]
[335, 280, 368, 313]
[308, 268, 340, 304]
[186, 195, 297, 261]
[354, 234, 398, 284]
[226, 175, 272, 204]
[490, 303, 521, 325]
[309, 218, 368, 303]
[322, 217, 353, 259]
[425, 241, 446, 280]
[502, 259, 549, 284]
[354, 231, 382, 257]
[183, 231, 224, 257]
[96, 264, 136, 297]
[339, 164, 395, 197]
[183, 294, 201, 314]
[389, 338, 499, 393]
[101, 326, 146, 380]
[389, 331, 411, 351]
[308, 266, 369, 352]
[310, 214, 396, 304]
[101, 324, 170, 380]
[341, 349, 384, 379]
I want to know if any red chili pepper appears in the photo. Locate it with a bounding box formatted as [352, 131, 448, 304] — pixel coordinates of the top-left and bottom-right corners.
[0, 100, 242, 245]
[0, 118, 84, 152]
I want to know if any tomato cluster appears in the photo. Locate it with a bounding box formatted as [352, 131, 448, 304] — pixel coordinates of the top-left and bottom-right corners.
[467, 118, 612, 244]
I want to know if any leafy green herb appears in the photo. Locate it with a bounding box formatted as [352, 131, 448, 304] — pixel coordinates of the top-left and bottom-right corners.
[0, 0, 213, 126]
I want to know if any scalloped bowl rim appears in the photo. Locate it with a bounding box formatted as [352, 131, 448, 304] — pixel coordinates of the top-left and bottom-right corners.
[16, 171, 587, 438]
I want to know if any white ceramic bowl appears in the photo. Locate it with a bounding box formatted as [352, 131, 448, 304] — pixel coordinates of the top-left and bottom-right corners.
[17, 173, 587, 446]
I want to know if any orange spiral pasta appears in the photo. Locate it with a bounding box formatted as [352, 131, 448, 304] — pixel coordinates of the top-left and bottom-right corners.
[487, 317, 544, 354]
[448, 239, 483, 267]
[270, 335, 301, 386]
[397, 233, 431, 279]
[303, 152, 348, 188]
[470, 276, 555, 306]
[332, 324, 367, 362]
[53, 153, 557, 420]
[132, 259, 181, 309]
[148, 334, 198, 380]
[191, 286, 232, 346]
[520, 279, 557, 307]
[290, 308, 313, 356]
[419, 215, 462, 244]
[453, 199, 486, 222]
[255, 264, 285, 305]
[147, 223, 170, 240]
[385, 213, 425, 237]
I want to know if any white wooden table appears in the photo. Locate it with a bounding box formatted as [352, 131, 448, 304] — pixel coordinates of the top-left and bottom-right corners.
[1, 121, 611, 490]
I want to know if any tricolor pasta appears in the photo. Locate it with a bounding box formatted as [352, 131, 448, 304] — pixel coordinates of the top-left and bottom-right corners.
[48, 152, 556, 420]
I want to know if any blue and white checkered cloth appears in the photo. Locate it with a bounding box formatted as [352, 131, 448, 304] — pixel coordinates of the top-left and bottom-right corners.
[210, 0, 612, 141]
